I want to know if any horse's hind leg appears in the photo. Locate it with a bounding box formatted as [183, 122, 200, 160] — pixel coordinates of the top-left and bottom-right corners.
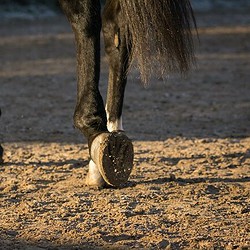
[59, 0, 107, 140]
[92, 1, 134, 187]
[59, 0, 107, 187]
[88, 1, 134, 187]
[103, 1, 130, 133]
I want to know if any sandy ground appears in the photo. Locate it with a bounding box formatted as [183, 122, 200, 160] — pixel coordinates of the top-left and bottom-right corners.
[0, 10, 250, 250]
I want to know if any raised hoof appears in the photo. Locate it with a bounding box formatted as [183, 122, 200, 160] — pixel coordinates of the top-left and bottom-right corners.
[91, 132, 134, 187]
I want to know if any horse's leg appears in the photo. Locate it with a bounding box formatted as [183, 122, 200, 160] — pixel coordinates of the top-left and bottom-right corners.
[99, 1, 134, 186]
[59, 0, 107, 187]
[59, 0, 106, 140]
[103, 1, 129, 133]
[59, 0, 133, 187]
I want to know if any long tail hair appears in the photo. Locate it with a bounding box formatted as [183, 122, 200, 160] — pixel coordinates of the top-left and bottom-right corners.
[119, 0, 197, 83]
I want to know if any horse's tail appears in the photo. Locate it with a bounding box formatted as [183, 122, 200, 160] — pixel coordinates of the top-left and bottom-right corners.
[119, 0, 197, 83]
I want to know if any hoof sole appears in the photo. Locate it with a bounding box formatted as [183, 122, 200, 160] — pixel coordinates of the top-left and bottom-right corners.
[91, 132, 134, 187]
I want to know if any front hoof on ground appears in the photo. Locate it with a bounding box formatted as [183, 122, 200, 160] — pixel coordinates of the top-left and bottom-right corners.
[91, 131, 134, 187]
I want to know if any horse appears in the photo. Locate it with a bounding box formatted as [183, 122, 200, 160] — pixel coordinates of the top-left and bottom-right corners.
[57, 0, 197, 188]
[5, 0, 196, 188]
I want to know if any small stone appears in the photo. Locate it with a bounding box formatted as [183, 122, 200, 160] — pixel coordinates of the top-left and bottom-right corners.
[169, 174, 176, 181]
[158, 240, 171, 249]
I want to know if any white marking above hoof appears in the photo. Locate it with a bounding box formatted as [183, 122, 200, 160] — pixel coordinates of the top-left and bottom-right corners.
[106, 109, 124, 132]
[85, 160, 105, 187]
[107, 117, 123, 132]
